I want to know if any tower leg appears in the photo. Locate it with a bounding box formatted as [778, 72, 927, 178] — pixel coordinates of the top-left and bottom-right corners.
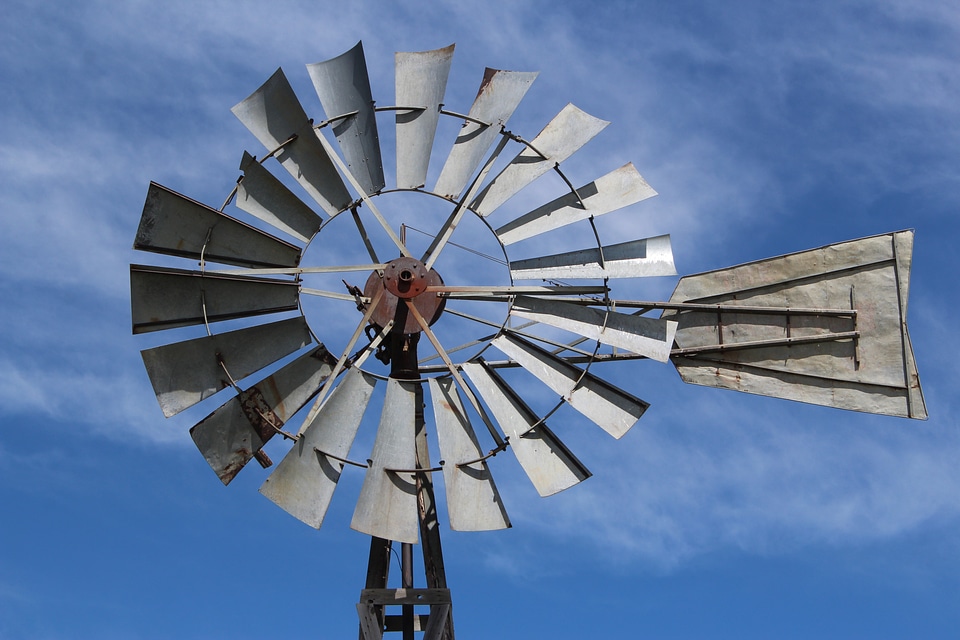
[358, 334, 454, 639]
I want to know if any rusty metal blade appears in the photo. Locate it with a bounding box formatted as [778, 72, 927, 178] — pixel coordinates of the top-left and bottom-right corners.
[130, 264, 300, 334]
[462, 361, 590, 497]
[307, 42, 385, 196]
[141, 316, 313, 417]
[260, 367, 377, 528]
[351, 379, 420, 543]
[492, 333, 648, 439]
[665, 230, 926, 419]
[511, 296, 678, 362]
[231, 68, 351, 215]
[433, 69, 538, 199]
[470, 104, 609, 216]
[427, 377, 510, 531]
[395, 45, 455, 189]
[236, 152, 323, 242]
[495, 163, 657, 245]
[134, 182, 301, 268]
[510, 235, 677, 281]
[189, 345, 338, 485]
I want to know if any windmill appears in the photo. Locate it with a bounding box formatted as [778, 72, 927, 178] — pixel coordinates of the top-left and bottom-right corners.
[131, 42, 925, 639]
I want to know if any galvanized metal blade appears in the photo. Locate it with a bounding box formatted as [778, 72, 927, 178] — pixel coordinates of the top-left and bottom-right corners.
[461, 361, 590, 497]
[470, 104, 609, 217]
[236, 152, 322, 243]
[492, 333, 648, 439]
[427, 377, 510, 531]
[134, 182, 301, 268]
[307, 42, 385, 196]
[433, 69, 538, 199]
[259, 367, 377, 528]
[510, 235, 677, 281]
[189, 345, 338, 485]
[665, 230, 926, 419]
[495, 163, 657, 245]
[141, 316, 313, 417]
[231, 68, 351, 215]
[351, 379, 420, 543]
[511, 296, 678, 363]
[130, 264, 300, 334]
[395, 45, 455, 189]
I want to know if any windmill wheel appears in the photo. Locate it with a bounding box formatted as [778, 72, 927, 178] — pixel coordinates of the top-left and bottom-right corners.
[131, 41, 925, 546]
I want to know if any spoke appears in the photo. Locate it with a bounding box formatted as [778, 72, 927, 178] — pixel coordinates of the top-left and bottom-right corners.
[404, 300, 505, 448]
[427, 284, 608, 298]
[422, 134, 510, 271]
[313, 131, 411, 257]
[351, 207, 381, 265]
[206, 264, 385, 276]
[299, 288, 369, 303]
[298, 287, 385, 435]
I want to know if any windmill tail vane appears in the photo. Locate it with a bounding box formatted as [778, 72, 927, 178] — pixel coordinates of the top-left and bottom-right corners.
[130, 40, 924, 638]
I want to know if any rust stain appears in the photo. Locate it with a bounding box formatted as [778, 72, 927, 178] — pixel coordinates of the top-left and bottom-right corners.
[476, 68, 497, 101]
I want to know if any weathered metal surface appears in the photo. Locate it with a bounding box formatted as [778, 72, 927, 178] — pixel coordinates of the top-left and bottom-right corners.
[236, 151, 323, 242]
[433, 69, 538, 199]
[492, 332, 648, 439]
[470, 104, 609, 216]
[260, 367, 377, 528]
[364, 263, 445, 334]
[665, 230, 926, 419]
[231, 68, 351, 215]
[130, 264, 299, 334]
[307, 42, 385, 196]
[395, 45, 454, 189]
[510, 296, 678, 363]
[352, 379, 421, 543]
[141, 316, 313, 417]
[495, 163, 657, 245]
[462, 361, 590, 497]
[510, 235, 677, 281]
[189, 345, 338, 484]
[427, 377, 510, 531]
[134, 182, 301, 268]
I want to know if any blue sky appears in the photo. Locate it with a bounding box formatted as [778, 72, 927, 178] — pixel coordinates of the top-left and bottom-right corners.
[2, 1, 960, 638]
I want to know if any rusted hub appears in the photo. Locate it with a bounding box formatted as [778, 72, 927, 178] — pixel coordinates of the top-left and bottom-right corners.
[364, 257, 445, 334]
[382, 256, 430, 299]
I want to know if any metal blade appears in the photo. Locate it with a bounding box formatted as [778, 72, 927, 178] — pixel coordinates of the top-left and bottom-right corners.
[433, 69, 538, 199]
[134, 182, 301, 268]
[511, 296, 678, 362]
[351, 379, 420, 543]
[427, 377, 510, 531]
[141, 316, 312, 417]
[231, 68, 351, 215]
[470, 104, 609, 216]
[492, 333, 648, 439]
[307, 42, 385, 196]
[130, 265, 300, 334]
[190, 345, 338, 485]
[260, 367, 377, 528]
[395, 45, 454, 189]
[510, 235, 677, 281]
[495, 163, 657, 245]
[462, 361, 590, 497]
[236, 152, 323, 242]
[665, 230, 927, 419]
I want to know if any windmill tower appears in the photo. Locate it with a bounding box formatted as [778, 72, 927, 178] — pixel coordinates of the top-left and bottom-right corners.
[131, 42, 925, 639]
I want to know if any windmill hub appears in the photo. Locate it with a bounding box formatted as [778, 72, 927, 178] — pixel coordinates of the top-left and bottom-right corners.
[383, 256, 430, 299]
[363, 256, 445, 334]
